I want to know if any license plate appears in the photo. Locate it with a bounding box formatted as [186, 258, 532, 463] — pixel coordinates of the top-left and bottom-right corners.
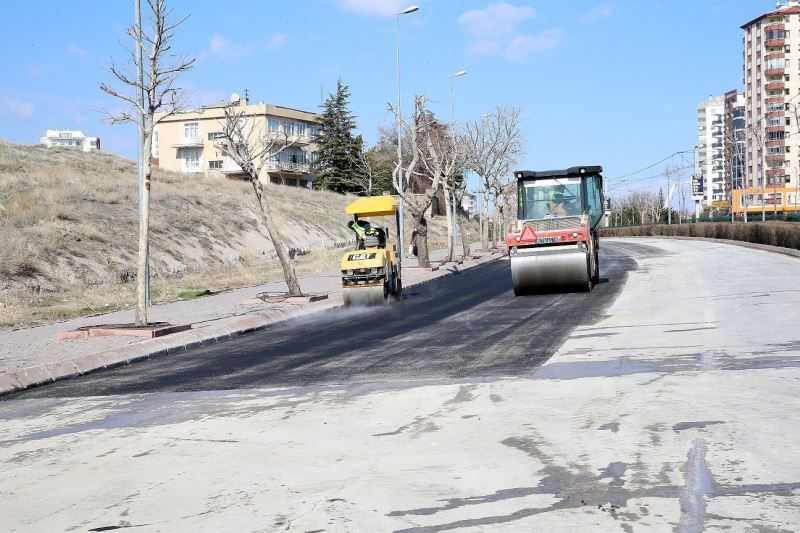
[537, 237, 557, 244]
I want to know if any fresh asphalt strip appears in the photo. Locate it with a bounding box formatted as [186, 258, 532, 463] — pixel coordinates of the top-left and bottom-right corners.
[5, 241, 650, 399]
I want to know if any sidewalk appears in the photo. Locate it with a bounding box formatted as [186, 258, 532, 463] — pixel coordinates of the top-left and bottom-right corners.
[0, 245, 500, 394]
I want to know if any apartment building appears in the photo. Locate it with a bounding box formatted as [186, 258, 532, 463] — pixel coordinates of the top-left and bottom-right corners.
[696, 96, 726, 208]
[152, 94, 320, 188]
[724, 90, 746, 196]
[737, 1, 800, 214]
[40, 130, 100, 152]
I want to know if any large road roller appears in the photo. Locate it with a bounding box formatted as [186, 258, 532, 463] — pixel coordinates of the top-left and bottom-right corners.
[341, 196, 402, 306]
[506, 166, 604, 295]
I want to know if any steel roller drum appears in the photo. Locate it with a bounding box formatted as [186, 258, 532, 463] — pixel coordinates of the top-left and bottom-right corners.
[510, 245, 589, 293]
[342, 284, 388, 306]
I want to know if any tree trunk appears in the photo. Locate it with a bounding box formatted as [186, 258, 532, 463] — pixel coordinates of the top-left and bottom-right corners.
[481, 184, 489, 251]
[413, 212, 430, 268]
[251, 177, 302, 296]
[442, 186, 454, 261]
[135, 126, 153, 326]
[459, 210, 470, 258]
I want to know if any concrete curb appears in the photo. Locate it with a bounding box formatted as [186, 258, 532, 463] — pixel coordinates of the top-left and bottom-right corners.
[0, 252, 500, 396]
[608, 235, 800, 260]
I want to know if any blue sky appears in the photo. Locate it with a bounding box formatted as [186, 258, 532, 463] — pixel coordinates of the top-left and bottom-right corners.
[0, 0, 767, 195]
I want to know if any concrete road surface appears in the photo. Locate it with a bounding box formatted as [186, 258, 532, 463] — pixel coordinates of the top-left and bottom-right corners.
[1, 239, 799, 532]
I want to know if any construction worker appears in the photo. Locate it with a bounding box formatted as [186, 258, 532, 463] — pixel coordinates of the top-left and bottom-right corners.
[349, 218, 385, 249]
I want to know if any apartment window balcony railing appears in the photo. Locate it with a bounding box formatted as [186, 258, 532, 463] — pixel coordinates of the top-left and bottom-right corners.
[172, 137, 203, 148]
[711, 120, 723, 126]
[264, 161, 311, 174]
[265, 131, 313, 145]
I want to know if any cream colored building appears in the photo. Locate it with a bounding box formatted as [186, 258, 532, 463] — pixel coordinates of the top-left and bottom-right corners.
[152, 94, 320, 187]
[737, 1, 800, 214]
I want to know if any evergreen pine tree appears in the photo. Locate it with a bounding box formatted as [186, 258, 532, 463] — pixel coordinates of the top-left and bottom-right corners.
[312, 79, 360, 193]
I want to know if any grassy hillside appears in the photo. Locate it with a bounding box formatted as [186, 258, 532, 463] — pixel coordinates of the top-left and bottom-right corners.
[0, 141, 461, 328]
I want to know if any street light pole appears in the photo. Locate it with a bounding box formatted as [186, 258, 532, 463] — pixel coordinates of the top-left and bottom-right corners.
[395, 5, 418, 263]
[449, 70, 467, 259]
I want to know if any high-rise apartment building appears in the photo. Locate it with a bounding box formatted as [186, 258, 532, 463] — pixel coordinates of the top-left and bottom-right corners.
[696, 96, 725, 209]
[724, 90, 746, 196]
[738, 1, 800, 215]
[153, 94, 320, 188]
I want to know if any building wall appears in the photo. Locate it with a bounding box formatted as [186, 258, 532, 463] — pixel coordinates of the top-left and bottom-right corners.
[153, 99, 320, 188]
[40, 130, 99, 152]
[696, 96, 726, 208]
[724, 90, 746, 198]
[743, 4, 800, 188]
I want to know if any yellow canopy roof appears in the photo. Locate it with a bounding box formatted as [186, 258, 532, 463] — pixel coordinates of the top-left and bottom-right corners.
[344, 195, 398, 217]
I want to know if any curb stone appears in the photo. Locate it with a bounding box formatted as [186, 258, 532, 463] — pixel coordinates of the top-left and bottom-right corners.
[0, 252, 500, 396]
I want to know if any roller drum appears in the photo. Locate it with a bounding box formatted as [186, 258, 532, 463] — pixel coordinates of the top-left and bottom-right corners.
[342, 284, 388, 306]
[511, 245, 590, 294]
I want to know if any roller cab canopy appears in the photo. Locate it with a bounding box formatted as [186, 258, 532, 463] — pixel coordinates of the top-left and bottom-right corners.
[345, 196, 398, 218]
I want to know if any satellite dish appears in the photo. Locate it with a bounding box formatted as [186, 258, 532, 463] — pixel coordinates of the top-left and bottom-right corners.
[230, 92, 241, 103]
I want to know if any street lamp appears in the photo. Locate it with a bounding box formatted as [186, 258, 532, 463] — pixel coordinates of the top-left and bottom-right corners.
[395, 5, 418, 263]
[449, 70, 467, 259]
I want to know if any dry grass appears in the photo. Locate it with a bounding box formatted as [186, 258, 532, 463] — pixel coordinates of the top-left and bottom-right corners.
[0, 141, 467, 329]
[600, 221, 800, 250]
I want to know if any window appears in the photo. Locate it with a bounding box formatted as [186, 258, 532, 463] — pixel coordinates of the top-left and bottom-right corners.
[209, 160, 223, 169]
[208, 132, 226, 140]
[184, 122, 199, 139]
[268, 118, 279, 132]
[297, 122, 306, 137]
[585, 175, 603, 227]
[182, 148, 201, 170]
[519, 177, 583, 220]
[282, 120, 293, 134]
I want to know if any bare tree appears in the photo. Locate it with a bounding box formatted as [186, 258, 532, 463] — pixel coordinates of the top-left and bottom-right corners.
[390, 96, 443, 268]
[746, 123, 767, 221]
[465, 107, 525, 251]
[100, 0, 194, 325]
[452, 179, 472, 257]
[724, 127, 748, 222]
[419, 119, 467, 262]
[214, 104, 302, 296]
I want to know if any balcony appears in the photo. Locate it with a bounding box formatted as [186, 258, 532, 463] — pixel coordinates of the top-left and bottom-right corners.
[765, 39, 786, 49]
[766, 153, 786, 162]
[765, 67, 785, 76]
[767, 125, 785, 132]
[765, 81, 785, 91]
[764, 52, 785, 61]
[171, 137, 203, 148]
[265, 131, 313, 145]
[766, 140, 786, 147]
[265, 161, 311, 174]
[221, 163, 245, 176]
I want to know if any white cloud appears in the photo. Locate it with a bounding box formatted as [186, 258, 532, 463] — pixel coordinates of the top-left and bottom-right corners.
[67, 44, 88, 58]
[338, 0, 412, 17]
[0, 98, 36, 120]
[459, 2, 535, 39]
[209, 34, 252, 60]
[505, 29, 566, 60]
[580, 2, 613, 23]
[264, 33, 288, 49]
[26, 64, 57, 78]
[459, 2, 563, 60]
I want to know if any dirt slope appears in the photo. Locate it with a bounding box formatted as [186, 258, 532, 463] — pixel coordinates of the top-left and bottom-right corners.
[0, 141, 462, 327]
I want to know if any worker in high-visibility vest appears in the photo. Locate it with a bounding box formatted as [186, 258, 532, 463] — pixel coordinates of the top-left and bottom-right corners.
[349, 219, 385, 249]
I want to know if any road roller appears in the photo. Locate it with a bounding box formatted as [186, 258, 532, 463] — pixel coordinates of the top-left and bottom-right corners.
[506, 166, 604, 295]
[341, 195, 402, 306]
